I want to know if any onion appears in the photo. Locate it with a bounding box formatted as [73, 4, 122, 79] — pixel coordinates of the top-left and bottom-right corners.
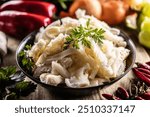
[69, 0, 102, 19]
[100, 0, 129, 25]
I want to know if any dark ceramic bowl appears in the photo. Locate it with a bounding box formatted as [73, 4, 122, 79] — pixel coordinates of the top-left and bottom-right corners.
[16, 30, 136, 96]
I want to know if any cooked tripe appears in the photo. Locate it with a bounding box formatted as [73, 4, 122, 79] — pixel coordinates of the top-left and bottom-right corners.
[28, 9, 130, 88]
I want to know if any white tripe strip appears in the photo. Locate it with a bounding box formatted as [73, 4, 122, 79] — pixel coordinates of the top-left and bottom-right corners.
[111, 47, 130, 77]
[40, 73, 63, 86]
[51, 61, 70, 78]
[90, 39, 113, 78]
[36, 33, 66, 66]
[65, 64, 90, 88]
[28, 39, 46, 62]
[104, 30, 127, 47]
[44, 48, 78, 64]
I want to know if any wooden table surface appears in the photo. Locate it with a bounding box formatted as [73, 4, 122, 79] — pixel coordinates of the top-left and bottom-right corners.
[3, 28, 150, 100]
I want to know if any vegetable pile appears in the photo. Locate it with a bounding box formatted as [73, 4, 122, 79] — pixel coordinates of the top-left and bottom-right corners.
[102, 61, 150, 100]
[60, 0, 130, 25]
[0, 66, 37, 100]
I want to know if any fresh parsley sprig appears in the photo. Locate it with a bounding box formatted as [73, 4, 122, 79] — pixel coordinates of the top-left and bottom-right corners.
[8, 81, 37, 97]
[64, 19, 105, 49]
[0, 66, 37, 100]
[0, 66, 16, 88]
[19, 45, 34, 71]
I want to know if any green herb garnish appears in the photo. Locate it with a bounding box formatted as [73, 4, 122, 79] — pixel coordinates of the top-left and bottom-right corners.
[9, 81, 37, 97]
[0, 66, 37, 100]
[64, 19, 105, 49]
[0, 66, 16, 99]
[25, 45, 32, 50]
[0, 66, 16, 88]
[58, 0, 68, 10]
[19, 45, 34, 71]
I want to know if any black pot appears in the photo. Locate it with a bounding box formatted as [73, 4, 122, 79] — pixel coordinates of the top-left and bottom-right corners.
[16, 30, 136, 96]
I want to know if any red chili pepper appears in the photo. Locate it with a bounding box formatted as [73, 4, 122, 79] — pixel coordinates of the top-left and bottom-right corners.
[142, 73, 150, 79]
[132, 68, 150, 86]
[134, 96, 144, 100]
[116, 87, 129, 99]
[102, 94, 121, 100]
[140, 92, 150, 100]
[136, 62, 150, 71]
[0, 1, 56, 18]
[137, 68, 150, 75]
[0, 11, 51, 37]
[136, 67, 150, 78]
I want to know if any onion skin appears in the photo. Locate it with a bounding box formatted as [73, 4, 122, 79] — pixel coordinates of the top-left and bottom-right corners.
[69, 0, 102, 19]
[60, 0, 130, 26]
[100, 0, 129, 25]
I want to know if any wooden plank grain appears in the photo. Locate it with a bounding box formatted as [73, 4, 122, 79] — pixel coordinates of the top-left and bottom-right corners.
[3, 36, 20, 66]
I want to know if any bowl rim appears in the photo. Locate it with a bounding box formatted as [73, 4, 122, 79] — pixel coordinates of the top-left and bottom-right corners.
[16, 30, 136, 90]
